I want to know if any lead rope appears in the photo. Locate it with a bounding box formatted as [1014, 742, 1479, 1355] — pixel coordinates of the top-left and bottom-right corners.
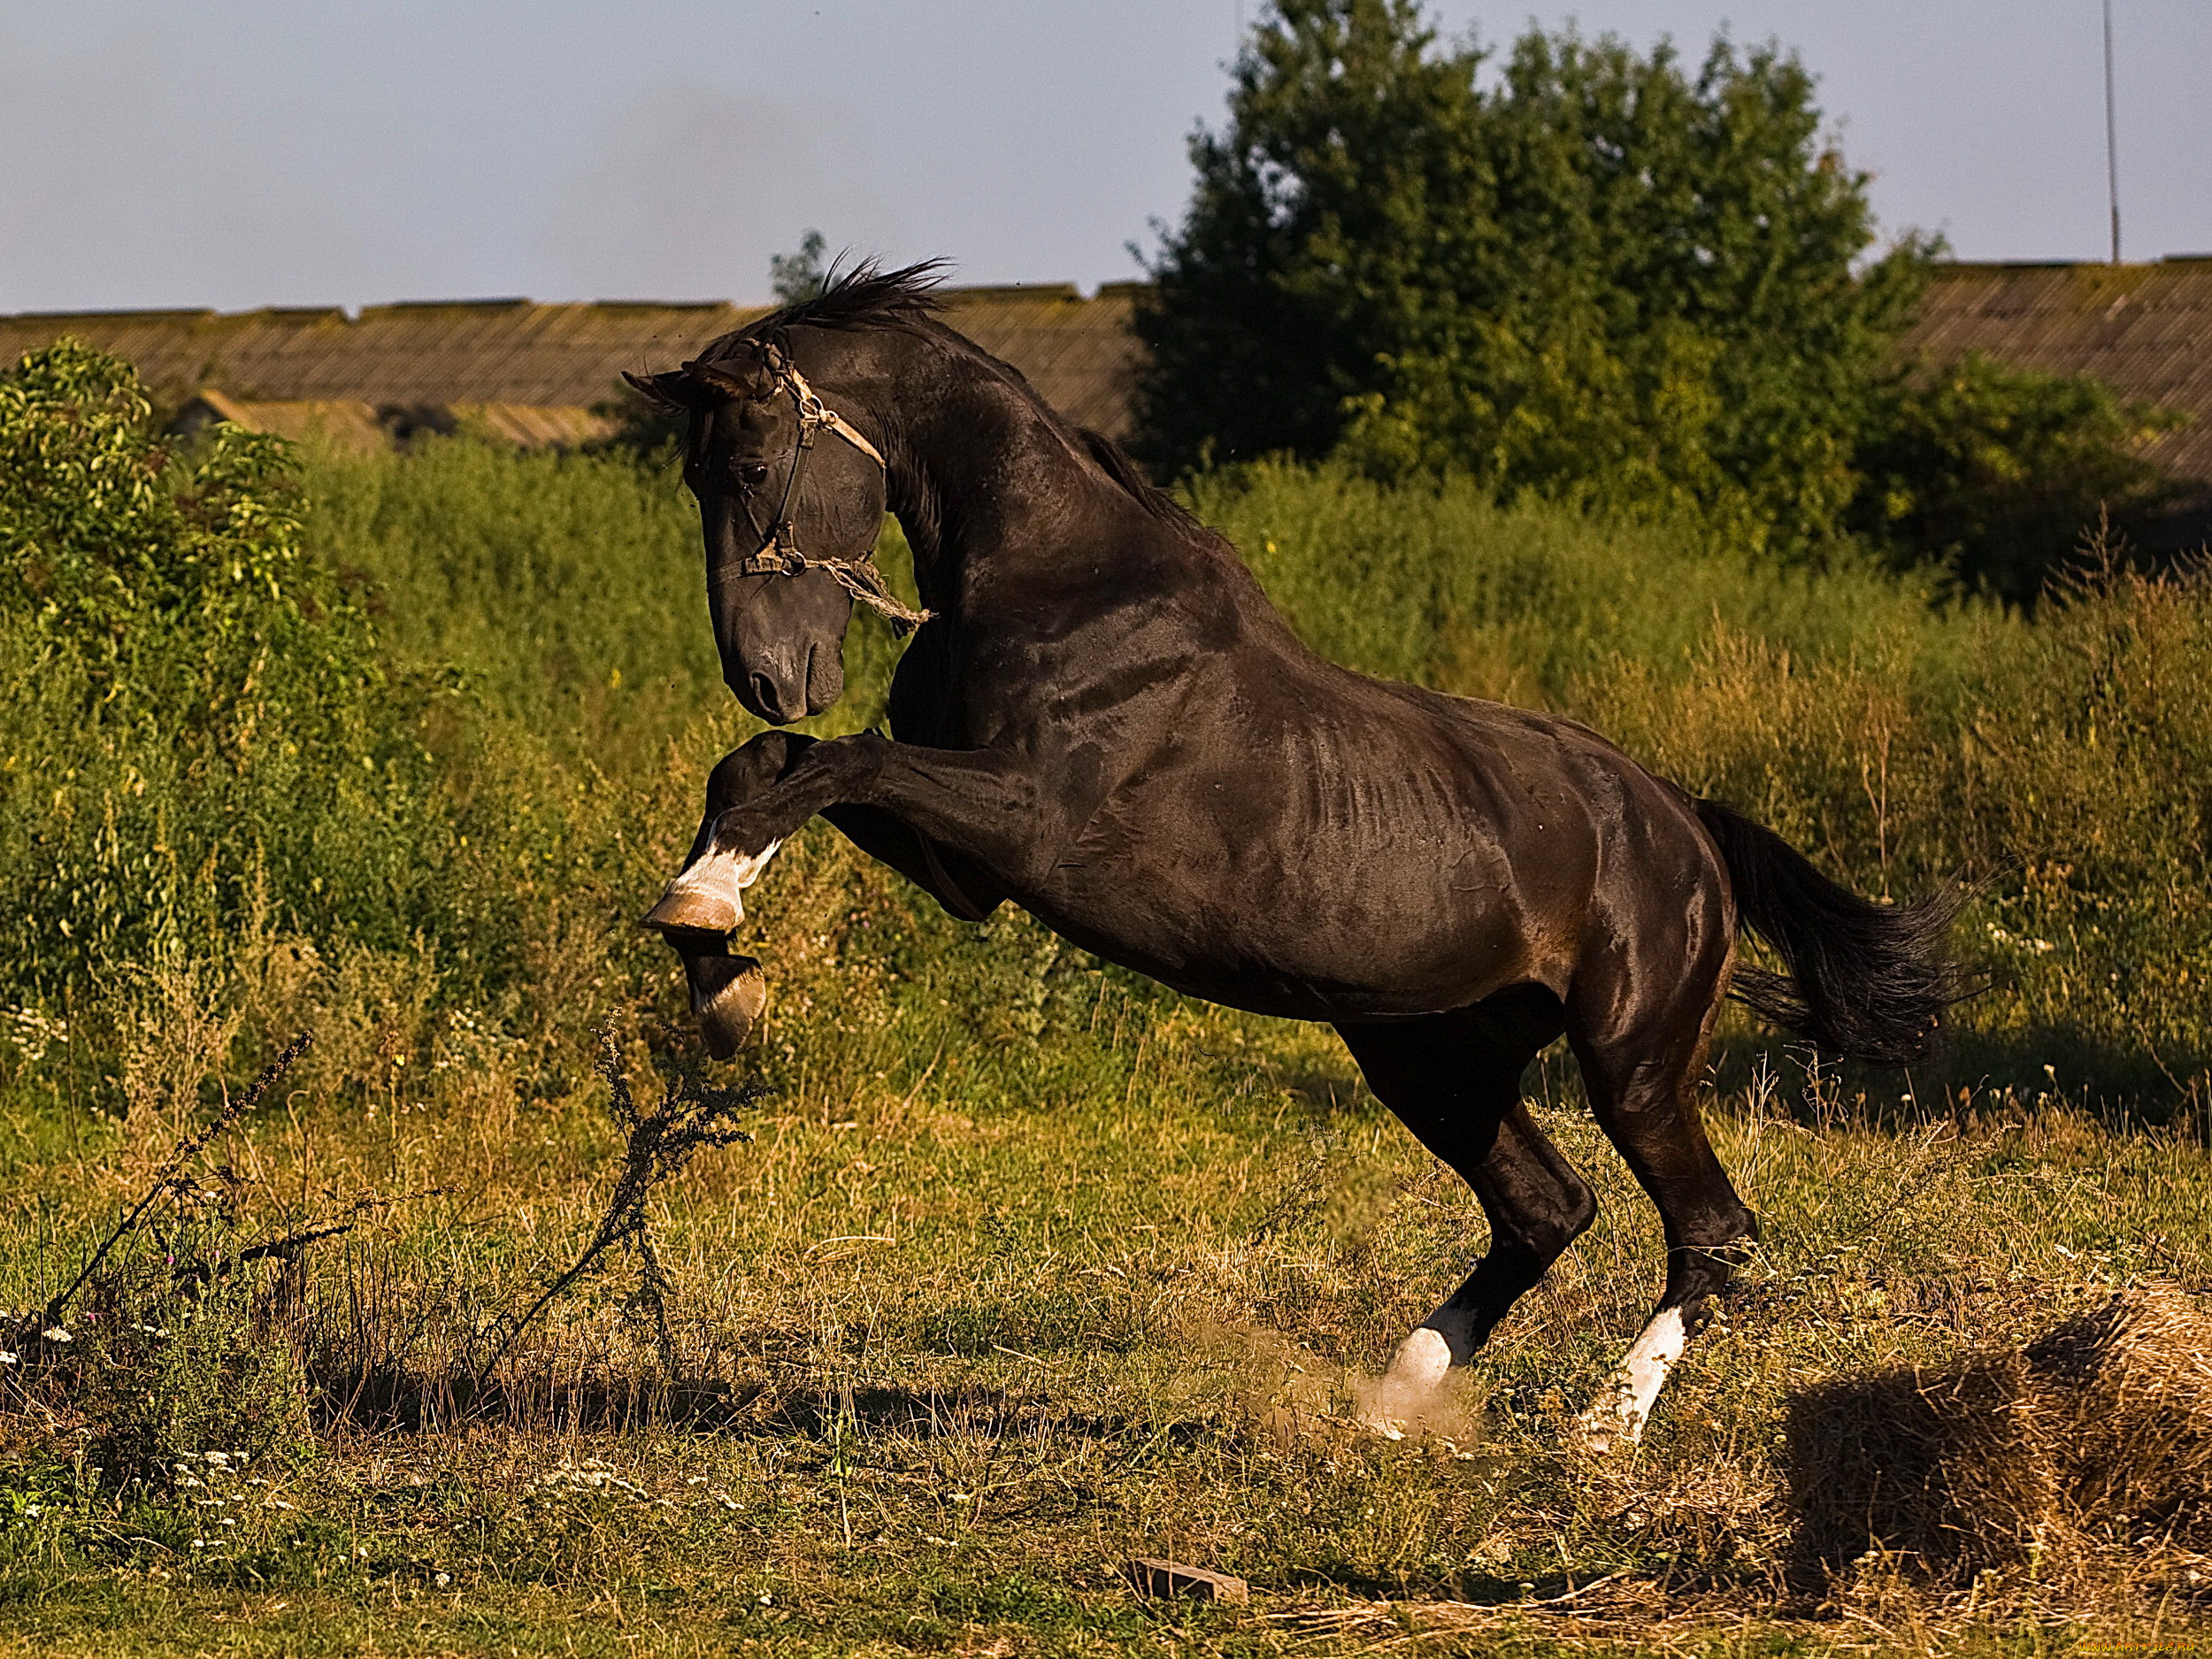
[713, 358, 933, 637]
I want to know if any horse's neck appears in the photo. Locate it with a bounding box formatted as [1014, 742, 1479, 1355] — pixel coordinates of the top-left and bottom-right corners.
[865, 334, 1123, 615]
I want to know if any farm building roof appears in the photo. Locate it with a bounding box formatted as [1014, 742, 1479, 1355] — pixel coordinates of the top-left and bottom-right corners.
[0, 280, 1146, 448]
[1901, 257, 2212, 485]
[6, 263, 2208, 483]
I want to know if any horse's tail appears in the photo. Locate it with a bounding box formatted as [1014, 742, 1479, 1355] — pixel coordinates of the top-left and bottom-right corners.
[1693, 797, 1975, 1065]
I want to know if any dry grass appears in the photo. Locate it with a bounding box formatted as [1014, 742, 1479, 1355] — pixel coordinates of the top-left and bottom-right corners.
[4, 946, 2210, 1653]
[4, 449, 2210, 1652]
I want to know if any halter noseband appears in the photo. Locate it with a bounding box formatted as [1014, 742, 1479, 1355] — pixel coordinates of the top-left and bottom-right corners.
[686, 351, 932, 635]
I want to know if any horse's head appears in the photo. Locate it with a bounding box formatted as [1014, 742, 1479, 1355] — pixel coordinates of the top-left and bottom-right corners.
[627, 339, 887, 725]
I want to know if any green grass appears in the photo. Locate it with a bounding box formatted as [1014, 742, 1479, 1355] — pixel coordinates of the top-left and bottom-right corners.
[3, 434, 2209, 1654]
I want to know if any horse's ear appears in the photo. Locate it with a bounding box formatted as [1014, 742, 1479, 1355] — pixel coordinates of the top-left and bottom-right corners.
[623, 369, 701, 411]
[680, 355, 773, 403]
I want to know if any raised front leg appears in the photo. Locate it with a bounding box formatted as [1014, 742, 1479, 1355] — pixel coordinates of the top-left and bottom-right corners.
[646, 732, 1067, 1054]
[646, 730, 1087, 941]
[651, 733, 809, 1057]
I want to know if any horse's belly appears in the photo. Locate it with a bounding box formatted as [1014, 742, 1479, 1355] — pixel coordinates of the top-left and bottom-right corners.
[1025, 848, 1561, 1022]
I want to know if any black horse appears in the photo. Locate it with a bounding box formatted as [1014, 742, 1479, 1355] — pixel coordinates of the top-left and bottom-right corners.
[627, 264, 1968, 1445]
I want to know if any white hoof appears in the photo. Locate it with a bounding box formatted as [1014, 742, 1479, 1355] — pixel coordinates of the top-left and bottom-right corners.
[1573, 1306, 1687, 1453]
[1385, 1327, 1453, 1392]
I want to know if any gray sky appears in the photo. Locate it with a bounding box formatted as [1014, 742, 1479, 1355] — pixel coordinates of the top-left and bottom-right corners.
[2, 1, 2205, 313]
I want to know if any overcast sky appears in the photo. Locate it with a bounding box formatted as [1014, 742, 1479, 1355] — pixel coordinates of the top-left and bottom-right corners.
[2, 1, 2206, 314]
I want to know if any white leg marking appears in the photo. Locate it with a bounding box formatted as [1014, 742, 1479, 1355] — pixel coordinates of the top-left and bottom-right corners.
[658, 838, 783, 926]
[1575, 1306, 1687, 1453]
[1385, 1327, 1453, 1392]
[1358, 1326, 1455, 1438]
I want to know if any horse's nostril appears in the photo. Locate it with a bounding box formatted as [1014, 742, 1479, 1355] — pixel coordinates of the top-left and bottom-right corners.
[747, 672, 787, 722]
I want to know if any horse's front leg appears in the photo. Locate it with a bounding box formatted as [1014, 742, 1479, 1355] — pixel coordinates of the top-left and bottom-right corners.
[649, 732, 818, 1057]
[645, 733, 1073, 1051]
[649, 732, 1069, 935]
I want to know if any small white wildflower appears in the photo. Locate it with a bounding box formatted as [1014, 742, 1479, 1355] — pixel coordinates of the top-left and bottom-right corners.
[434, 1572, 450, 1588]
[40, 1327, 70, 1342]
[0, 1352, 17, 1365]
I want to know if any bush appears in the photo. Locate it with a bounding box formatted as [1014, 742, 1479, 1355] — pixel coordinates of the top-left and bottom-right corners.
[1852, 352, 2189, 604]
[0, 342, 454, 999]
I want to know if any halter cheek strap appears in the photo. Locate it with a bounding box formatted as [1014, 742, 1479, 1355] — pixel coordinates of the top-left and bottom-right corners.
[699, 357, 932, 636]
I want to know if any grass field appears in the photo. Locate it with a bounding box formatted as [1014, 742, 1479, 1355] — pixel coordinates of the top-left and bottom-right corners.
[3, 414, 2209, 1655]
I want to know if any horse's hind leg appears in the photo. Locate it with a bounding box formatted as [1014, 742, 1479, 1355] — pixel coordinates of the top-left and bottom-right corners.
[1565, 940, 1758, 1450]
[1337, 986, 1594, 1410]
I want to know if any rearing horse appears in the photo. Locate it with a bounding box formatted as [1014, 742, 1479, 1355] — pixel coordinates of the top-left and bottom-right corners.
[627, 265, 1968, 1446]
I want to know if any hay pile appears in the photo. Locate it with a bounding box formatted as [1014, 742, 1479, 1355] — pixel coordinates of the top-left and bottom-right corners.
[1786, 1284, 2212, 1588]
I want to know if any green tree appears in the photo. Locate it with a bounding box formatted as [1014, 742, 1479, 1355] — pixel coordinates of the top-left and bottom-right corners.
[1133, 1, 1934, 555]
[770, 230, 831, 304]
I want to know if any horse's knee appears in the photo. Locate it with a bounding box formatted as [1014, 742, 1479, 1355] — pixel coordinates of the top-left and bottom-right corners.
[1493, 1161, 1596, 1265]
[703, 731, 816, 817]
[1496, 1192, 1594, 1280]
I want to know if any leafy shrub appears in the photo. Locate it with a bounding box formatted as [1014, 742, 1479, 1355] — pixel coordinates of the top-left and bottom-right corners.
[0, 342, 440, 997]
[1852, 353, 2190, 603]
[0, 341, 385, 733]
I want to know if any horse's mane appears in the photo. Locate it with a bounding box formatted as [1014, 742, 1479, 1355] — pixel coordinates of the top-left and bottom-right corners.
[695, 259, 1221, 546]
[757, 257, 951, 338]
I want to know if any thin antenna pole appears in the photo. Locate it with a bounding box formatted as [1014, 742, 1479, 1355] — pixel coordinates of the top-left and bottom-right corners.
[2103, 0, 2121, 264]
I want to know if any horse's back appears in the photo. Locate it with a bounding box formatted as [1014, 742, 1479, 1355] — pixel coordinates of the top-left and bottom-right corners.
[1025, 645, 1724, 1020]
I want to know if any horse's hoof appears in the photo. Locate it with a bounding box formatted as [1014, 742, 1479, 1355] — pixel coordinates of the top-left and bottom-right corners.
[1383, 1327, 1453, 1393]
[689, 955, 768, 1058]
[1352, 1328, 1455, 1438]
[643, 883, 741, 940]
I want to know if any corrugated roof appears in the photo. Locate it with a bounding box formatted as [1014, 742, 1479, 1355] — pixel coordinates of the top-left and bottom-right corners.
[1900, 258, 2212, 484]
[0, 283, 1141, 444]
[941, 288, 1142, 435]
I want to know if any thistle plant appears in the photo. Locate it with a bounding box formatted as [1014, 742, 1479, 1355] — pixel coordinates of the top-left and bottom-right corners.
[472, 1035, 764, 1394]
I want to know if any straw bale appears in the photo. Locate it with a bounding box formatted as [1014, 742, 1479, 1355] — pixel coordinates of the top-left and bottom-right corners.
[1785, 1284, 2212, 1587]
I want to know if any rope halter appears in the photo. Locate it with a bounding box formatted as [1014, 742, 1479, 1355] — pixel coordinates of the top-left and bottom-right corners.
[686, 351, 933, 636]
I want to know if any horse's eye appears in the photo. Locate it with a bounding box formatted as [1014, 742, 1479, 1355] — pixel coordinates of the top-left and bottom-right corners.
[734, 462, 770, 492]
